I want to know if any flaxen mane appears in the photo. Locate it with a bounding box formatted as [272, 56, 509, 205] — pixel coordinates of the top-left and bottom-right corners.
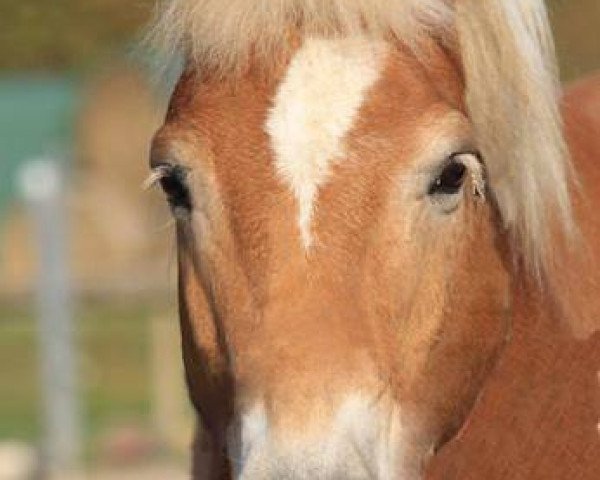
[150, 0, 574, 277]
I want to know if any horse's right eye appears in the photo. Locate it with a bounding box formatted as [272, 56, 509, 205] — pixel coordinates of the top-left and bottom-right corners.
[154, 164, 192, 212]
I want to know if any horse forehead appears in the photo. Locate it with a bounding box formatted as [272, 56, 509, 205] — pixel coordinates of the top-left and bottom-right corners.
[160, 37, 460, 256]
[265, 37, 389, 249]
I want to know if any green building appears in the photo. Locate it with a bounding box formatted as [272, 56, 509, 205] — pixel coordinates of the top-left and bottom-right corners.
[0, 76, 77, 218]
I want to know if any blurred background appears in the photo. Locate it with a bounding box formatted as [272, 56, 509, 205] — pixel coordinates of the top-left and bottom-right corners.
[0, 1, 598, 479]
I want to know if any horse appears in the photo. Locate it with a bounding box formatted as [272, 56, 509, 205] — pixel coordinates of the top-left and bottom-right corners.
[147, 1, 600, 478]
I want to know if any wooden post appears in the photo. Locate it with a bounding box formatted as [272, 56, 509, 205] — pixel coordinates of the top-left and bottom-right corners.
[151, 314, 192, 454]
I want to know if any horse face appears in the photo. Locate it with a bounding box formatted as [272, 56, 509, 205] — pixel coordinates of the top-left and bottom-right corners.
[151, 38, 511, 479]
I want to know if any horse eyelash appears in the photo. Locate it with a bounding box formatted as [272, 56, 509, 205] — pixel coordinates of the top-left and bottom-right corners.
[143, 166, 170, 190]
[455, 152, 486, 200]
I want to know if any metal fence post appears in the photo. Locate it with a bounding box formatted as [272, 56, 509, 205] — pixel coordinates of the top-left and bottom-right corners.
[18, 158, 80, 476]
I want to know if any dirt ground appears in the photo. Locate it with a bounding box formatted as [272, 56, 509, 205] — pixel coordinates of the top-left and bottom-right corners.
[61, 464, 188, 480]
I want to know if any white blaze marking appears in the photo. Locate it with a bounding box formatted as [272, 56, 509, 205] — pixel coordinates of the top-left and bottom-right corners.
[266, 37, 388, 248]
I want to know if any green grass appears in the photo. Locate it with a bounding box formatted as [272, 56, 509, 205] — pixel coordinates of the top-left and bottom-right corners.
[0, 0, 154, 71]
[0, 300, 160, 448]
[0, 303, 42, 440]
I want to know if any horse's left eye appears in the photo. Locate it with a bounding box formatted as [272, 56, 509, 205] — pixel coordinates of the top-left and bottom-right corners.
[429, 158, 467, 196]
